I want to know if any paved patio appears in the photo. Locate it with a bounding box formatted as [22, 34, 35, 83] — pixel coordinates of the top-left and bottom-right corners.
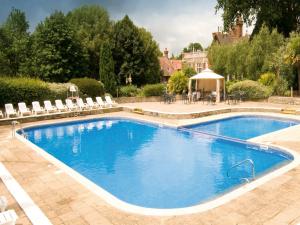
[1, 103, 300, 224]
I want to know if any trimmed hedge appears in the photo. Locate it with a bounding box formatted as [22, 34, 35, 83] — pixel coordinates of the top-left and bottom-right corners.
[69, 77, 105, 98]
[0, 77, 52, 106]
[141, 83, 166, 97]
[119, 85, 140, 97]
[228, 80, 271, 100]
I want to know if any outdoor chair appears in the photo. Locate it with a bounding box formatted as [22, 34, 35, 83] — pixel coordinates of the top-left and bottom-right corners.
[0, 196, 7, 212]
[95, 97, 107, 108]
[0, 210, 18, 225]
[44, 100, 57, 113]
[0, 111, 3, 119]
[76, 98, 89, 111]
[182, 93, 189, 104]
[4, 104, 17, 118]
[105, 96, 117, 107]
[18, 102, 31, 116]
[65, 99, 77, 111]
[55, 100, 68, 112]
[32, 101, 45, 115]
[86, 97, 99, 109]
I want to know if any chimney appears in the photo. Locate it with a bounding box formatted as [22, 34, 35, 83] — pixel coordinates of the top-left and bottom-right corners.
[163, 48, 169, 58]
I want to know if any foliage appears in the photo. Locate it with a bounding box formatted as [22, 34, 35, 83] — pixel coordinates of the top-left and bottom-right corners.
[183, 42, 203, 52]
[111, 15, 160, 86]
[99, 41, 117, 96]
[0, 77, 51, 106]
[141, 83, 166, 97]
[67, 5, 112, 78]
[32, 11, 88, 82]
[182, 66, 197, 77]
[47, 82, 74, 101]
[273, 77, 289, 96]
[228, 80, 271, 100]
[0, 8, 31, 76]
[258, 72, 276, 87]
[167, 71, 188, 94]
[216, 0, 300, 37]
[69, 77, 104, 97]
[119, 85, 140, 97]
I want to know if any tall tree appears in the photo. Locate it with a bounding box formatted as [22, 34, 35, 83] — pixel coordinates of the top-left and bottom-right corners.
[111, 15, 160, 86]
[216, 0, 300, 37]
[32, 11, 88, 82]
[0, 8, 31, 76]
[183, 42, 203, 53]
[99, 41, 117, 95]
[67, 5, 112, 79]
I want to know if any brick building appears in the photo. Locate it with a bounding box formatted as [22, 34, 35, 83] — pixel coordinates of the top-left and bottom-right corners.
[182, 50, 209, 73]
[159, 48, 182, 82]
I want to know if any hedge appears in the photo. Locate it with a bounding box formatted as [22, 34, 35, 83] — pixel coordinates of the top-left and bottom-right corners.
[141, 83, 166, 97]
[228, 80, 271, 100]
[69, 77, 105, 98]
[119, 85, 140, 97]
[0, 77, 52, 106]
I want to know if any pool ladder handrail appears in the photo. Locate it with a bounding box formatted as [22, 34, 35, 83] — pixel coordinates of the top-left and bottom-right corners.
[11, 121, 28, 139]
[227, 159, 255, 183]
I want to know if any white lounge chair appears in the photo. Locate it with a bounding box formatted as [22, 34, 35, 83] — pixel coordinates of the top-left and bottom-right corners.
[55, 100, 68, 112]
[95, 97, 107, 108]
[76, 98, 88, 111]
[0, 196, 7, 212]
[0, 210, 18, 225]
[44, 100, 57, 113]
[0, 111, 3, 118]
[105, 96, 117, 107]
[86, 97, 98, 109]
[65, 99, 77, 111]
[32, 101, 45, 115]
[4, 104, 17, 118]
[18, 102, 31, 116]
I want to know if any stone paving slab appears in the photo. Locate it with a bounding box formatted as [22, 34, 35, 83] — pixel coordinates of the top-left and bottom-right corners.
[0, 110, 300, 224]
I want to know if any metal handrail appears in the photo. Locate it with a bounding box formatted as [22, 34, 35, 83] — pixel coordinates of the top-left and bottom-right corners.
[227, 159, 255, 183]
[11, 121, 28, 138]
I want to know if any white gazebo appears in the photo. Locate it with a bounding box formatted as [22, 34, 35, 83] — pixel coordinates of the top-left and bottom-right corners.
[188, 68, 225, 102]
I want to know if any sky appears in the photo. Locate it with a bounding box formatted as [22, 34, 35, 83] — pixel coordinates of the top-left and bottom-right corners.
[0, 0, 229, 55]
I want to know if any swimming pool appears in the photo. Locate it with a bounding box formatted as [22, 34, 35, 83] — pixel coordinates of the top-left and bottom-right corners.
[183, 115, 299, 140]
[23, 117, 293, 209]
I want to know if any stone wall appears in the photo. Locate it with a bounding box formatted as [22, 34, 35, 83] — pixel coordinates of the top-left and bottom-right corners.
[268, 96, 300, 105]
[115, 95, 182, 104]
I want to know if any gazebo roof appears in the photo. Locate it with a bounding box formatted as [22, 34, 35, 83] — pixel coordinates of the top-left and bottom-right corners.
[190, 68, 224, 80]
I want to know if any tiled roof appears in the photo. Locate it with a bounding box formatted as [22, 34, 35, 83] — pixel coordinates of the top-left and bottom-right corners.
[159, 56, 182, 77]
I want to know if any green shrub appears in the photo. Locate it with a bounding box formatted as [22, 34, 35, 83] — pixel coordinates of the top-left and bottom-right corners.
[258, 72, 276, 86]
[119, 85, 140, 97]
[228, 80, 271, 100]
[273, 76, 289, 96]
[141, 83, 166, 97]
[69, 77, 104, 97]
[167, 71, 188, 94]
[0, 77, 52, 106]
[47, 82, 75, 101]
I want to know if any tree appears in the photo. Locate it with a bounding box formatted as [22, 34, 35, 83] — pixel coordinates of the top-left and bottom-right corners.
[182, 66, 197, 77]
[67, 5, 112, 79]
[0, 8, 31, 76]
[99, 41, 117, 95]
[183, 42, 203, 52]
[216, 0, 300, 37]
[285, 32, 300, 90]
[32, 11, 88, 82]
[111, 15, 160, 86]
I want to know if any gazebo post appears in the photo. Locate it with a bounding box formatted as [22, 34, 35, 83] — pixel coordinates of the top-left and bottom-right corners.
[188, 79, 192, 94]
[223, 79, 226, 101]
[216, 79, 220, 103]
[195, 80, 198, 91]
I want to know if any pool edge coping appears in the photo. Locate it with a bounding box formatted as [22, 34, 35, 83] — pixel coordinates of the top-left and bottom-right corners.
[14, 113, 300, 216]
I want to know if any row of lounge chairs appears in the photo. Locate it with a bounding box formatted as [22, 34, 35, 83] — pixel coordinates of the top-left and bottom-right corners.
[1, 96, 117, 118]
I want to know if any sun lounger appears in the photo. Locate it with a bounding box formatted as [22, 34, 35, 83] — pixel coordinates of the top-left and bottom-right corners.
[44, 100, 57, 113]
[0, 196, 7, 212]
[95, 97, 107, 108]
[0, 111, 3, 118]
[86, 97, 98, 109]
[76, 98, 88, 110]
[65, 99, 77, 111]
[4, 104, 17, 118]
[105, 96, 117, 107]
[18, 102, 31, 116]
[32, 101, 45, 115]
[0, 210, 18, 225]
[55, 100, 68, 112]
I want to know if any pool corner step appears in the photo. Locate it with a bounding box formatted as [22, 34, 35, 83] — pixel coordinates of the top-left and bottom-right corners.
[281, 108, 296, 114]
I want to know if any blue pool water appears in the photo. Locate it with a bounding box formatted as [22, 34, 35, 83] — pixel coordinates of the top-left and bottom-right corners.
[184, 116, 298, 140]
[23, 117, 293, 209]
